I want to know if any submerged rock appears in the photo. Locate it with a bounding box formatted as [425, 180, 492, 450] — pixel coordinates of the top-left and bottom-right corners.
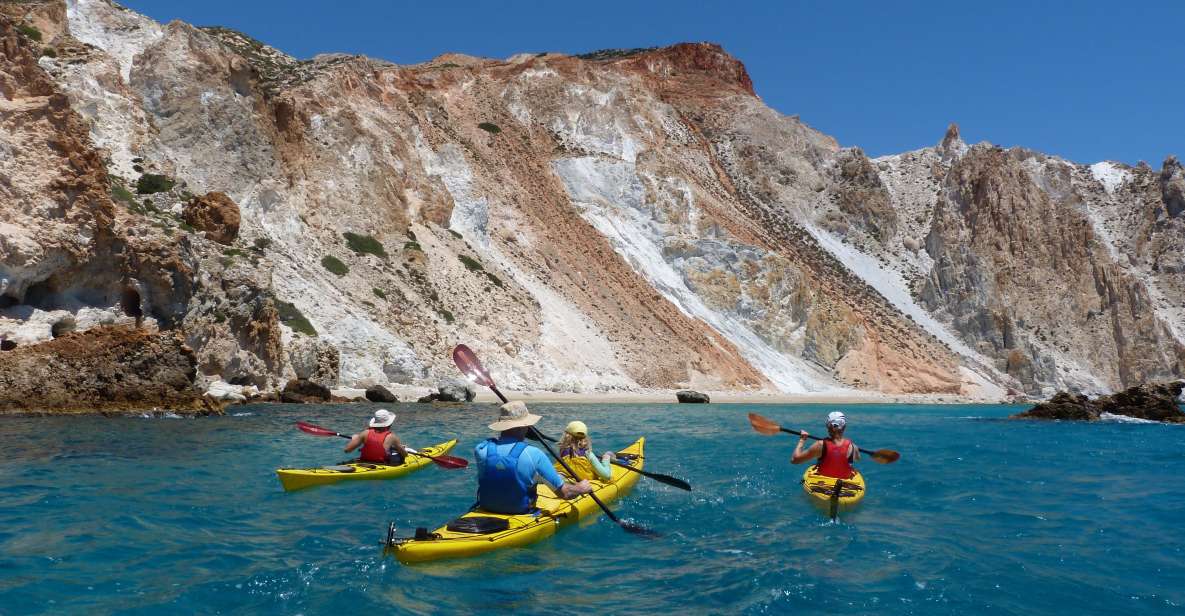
[365, 384, 399, 403]
[676, 390, 711, 403]
[1012, 382, 1185, 423]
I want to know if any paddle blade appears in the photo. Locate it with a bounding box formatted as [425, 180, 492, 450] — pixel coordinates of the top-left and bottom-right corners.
[747, 412, 782, 436]
[869, 449, 900, 464]
[453, 344, 495, 387]
[621, 521, 661, 538]
[647, 473, 691, 492]
[296, 421, 339, 437]
[428, 454, 469, 470]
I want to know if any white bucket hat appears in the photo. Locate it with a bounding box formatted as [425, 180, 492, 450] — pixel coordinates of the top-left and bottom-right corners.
[488, 400, 541, 431]
[826, 411, 847, 429]
[369, 409, 396, 428]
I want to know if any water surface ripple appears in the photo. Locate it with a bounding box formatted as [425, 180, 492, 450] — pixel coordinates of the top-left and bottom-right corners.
[1, 403, 1182, 614]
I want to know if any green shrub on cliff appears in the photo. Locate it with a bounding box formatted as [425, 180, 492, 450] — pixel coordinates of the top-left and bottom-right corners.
[136, 173, 175, 194]
[275, 299, 317, 336]
[41, 47, 56, 58]
[404, 241, 422, 252]
[16, 24, 42, 42]
[478, 122, 501, 134]
[111, 184, 137, 206]
[459, 254, 483, 271]
[321, 255, 348, 276]
[372, 288, 387, 299]
[343, 232, 387, 259]
[574, 47, 655, 61]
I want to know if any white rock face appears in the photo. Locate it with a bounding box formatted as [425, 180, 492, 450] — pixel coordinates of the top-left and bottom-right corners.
[66, 0, 163, 83]
[553, 156, 834, 393]
[1089, 161, 1132, 193]
[205, 380, 247, 403]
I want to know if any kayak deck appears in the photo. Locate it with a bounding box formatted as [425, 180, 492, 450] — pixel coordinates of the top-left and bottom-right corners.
[388, 437, 645, 563]
[276, 439, 458, 491]
[801, 465, 865, 509]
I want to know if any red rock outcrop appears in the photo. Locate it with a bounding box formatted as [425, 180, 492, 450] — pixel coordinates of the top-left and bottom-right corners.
[183, 192, 241, 244]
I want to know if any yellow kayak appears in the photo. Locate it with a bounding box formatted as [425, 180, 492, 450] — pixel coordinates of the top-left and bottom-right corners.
[276, 439, 458, 491]
[802, 465, 866, 511]
[388, 437, 645, 563]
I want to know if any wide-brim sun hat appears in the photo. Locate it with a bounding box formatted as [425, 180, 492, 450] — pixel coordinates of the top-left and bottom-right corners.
[369, 409, 396, 428]
[826, 411, 847, 429]
[489, 400, 542, 431]
[565, 420, 588, 437]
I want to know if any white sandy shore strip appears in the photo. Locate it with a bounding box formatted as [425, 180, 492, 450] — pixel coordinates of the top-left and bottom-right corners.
[332, 385, 1012, 406]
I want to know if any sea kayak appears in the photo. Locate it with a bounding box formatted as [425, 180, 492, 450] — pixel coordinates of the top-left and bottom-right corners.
[801, 464, 865, 510]
[387, 437, 645, 563]
[276, 439, 458, 491]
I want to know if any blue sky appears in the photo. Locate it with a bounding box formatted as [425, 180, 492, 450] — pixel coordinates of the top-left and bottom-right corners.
[120, 1, 1182, 166]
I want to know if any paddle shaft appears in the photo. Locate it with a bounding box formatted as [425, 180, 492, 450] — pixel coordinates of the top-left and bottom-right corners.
[780, 426, 882, 459]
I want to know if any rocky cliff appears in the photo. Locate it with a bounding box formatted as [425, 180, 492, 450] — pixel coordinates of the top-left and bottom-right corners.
[1, 0, 1180, 405]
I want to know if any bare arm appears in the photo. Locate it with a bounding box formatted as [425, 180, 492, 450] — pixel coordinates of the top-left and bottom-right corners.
[344, 433, 364, 453]
[385, 433, 408, 458]
[559, 480, 593, 499]
[791, 434, 822, 464]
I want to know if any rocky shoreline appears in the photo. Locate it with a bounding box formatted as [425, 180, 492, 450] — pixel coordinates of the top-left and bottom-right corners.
[0, 325, 223, 416]
[1011, 381, 1185, 423]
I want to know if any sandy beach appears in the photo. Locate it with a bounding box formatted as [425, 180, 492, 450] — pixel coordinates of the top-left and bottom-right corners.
[336, 385, 1011, 406]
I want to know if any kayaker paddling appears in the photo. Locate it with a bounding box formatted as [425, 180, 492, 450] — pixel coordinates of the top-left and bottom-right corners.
[475, 401, 593, 514]
[556, 420, 613, 481]
[345, 409, 410, 464]
[791, 411, 859, 479]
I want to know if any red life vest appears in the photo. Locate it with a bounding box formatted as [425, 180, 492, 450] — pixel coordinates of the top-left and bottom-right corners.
[817, 438, 855, 478]
[359, 428, 390, 463]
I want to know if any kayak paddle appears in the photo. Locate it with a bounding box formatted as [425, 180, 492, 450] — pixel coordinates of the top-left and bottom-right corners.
[294, 421, 469, 469]
[451, 344, 659, 537]
[747, 412, 901, 464]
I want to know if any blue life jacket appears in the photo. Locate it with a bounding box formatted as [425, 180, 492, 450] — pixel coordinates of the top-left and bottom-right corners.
[477, 439, 534, 514]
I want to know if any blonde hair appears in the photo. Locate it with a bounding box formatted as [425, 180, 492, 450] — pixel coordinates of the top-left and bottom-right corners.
[557, 432, 592, 455]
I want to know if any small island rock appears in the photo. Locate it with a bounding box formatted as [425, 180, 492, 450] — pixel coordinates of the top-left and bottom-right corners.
[1011, 381, 1185, 423]
[676, 390, 710, 404]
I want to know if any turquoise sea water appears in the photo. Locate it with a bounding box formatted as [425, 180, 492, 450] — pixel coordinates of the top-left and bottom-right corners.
[1, 402, 1183, 615]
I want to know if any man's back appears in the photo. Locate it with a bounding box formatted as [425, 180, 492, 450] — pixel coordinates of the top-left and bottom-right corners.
[474, 436, 565, 514]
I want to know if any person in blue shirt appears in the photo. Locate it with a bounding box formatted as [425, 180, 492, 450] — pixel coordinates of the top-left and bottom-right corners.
[474, 401, 592, 514]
